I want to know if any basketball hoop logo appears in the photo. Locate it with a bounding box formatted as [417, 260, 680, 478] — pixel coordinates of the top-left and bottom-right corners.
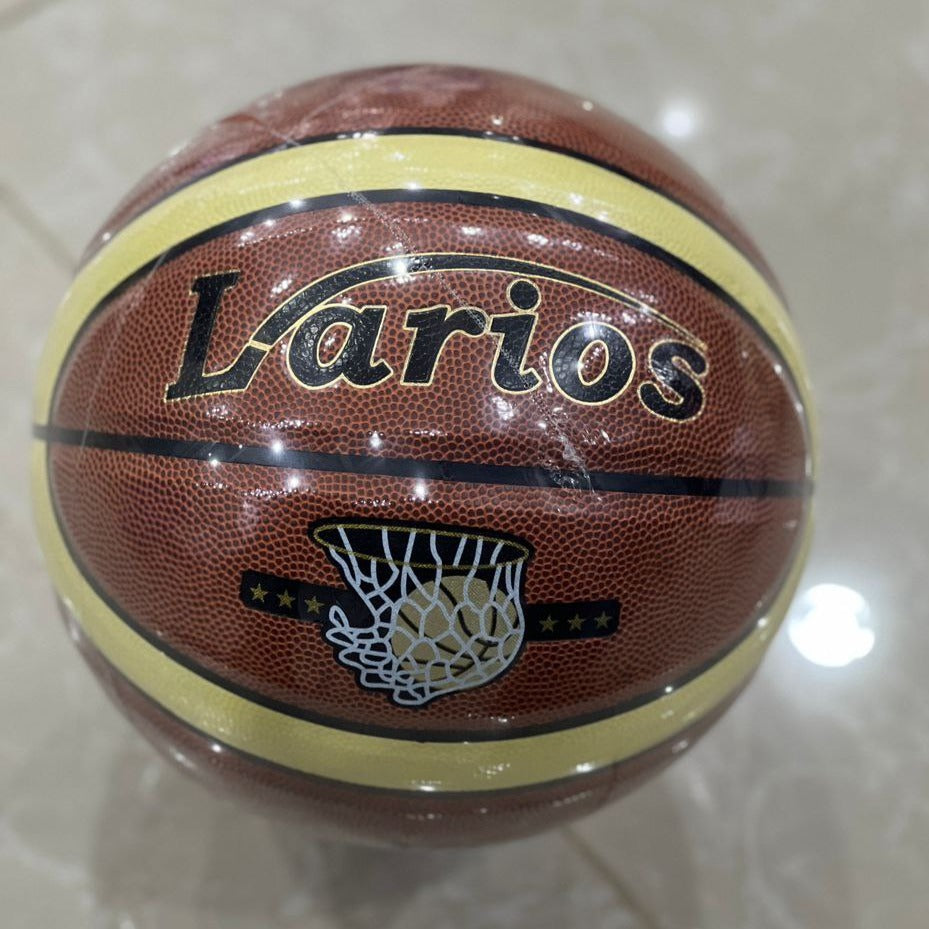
[241, 519, 620, 707]
[311, 522, 529, 705]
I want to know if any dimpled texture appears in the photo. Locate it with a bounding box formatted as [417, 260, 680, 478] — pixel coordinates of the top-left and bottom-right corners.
[43, 65, 811, 844]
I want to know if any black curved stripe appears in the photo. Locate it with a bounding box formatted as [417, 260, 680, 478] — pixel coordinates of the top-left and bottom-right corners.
[54, 189, 806, 417]
[35, 425, 809, 499]
[92, 126, 781, 298]
[250, 252, 643, 345]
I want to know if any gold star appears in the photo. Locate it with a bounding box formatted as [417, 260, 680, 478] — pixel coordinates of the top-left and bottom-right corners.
[304, 595, 324, 615]
[277, 590, 295, 609]
[540, 615, 557, 633]
[594, 611, 611, 629]
[568, 614, 584, 631]
[250, 583, 267, 603]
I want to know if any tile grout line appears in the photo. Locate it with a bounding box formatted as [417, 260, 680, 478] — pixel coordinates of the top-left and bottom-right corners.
[563, 827, 667, 929]
[0, 0, 65, 31]
[0, 184, 76, 274]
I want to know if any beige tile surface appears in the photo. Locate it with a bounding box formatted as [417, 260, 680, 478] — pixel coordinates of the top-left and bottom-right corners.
[2, 1, 927, 927]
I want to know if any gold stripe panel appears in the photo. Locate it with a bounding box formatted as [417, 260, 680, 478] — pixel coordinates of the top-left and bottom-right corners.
[32, 441, 811, 793]
[33, 133, 812, 421]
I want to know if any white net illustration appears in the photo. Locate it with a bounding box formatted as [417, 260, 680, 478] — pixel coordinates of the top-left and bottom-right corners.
[310, 521, 530, 706]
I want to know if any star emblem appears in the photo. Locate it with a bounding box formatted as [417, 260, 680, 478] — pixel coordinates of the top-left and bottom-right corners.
[249, 583, 267, 603]
[594, 611, 611, 629]
[304, 595, 324, 615]
[540, 615, 557, 633]
[277, 590, 295, 609]
[568, 614, 584, 631]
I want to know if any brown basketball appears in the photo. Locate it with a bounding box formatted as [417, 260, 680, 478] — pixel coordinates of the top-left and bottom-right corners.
[32, 65, 814, 846]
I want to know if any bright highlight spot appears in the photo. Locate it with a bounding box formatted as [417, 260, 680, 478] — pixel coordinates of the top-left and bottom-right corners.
[788, 584, 875, 668]
[492, 395, 515, 421]
[661, 101, 699, 139]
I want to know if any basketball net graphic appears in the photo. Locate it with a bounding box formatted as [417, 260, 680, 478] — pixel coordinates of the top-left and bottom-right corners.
[239, 518, 620, 707]
[310, 521, 529, 706]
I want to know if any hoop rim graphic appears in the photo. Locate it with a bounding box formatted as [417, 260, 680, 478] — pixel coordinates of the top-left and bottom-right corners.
[309, 519, 533, 570]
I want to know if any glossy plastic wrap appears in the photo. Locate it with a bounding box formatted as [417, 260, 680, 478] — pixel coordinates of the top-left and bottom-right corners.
[32, 65, 813, 845]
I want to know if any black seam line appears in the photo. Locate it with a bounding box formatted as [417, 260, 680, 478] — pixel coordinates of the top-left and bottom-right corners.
[88, 126, 782, 299]
[34, 425, 810, 499]
[92, 640, 739, 798]
[56, 189, 806, 418]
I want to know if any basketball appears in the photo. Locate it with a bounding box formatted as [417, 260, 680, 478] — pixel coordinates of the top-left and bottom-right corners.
[31, 65, 814, 845]
[393, 574, 521, 691]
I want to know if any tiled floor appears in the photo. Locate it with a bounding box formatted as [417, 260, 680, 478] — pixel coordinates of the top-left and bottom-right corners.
[2, 2, 927, 927]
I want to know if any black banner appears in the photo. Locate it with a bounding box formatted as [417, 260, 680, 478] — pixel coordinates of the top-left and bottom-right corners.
[239, 570, 619, 641]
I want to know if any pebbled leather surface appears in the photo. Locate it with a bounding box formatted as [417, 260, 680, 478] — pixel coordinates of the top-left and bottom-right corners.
[41, 65, 811, 843]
